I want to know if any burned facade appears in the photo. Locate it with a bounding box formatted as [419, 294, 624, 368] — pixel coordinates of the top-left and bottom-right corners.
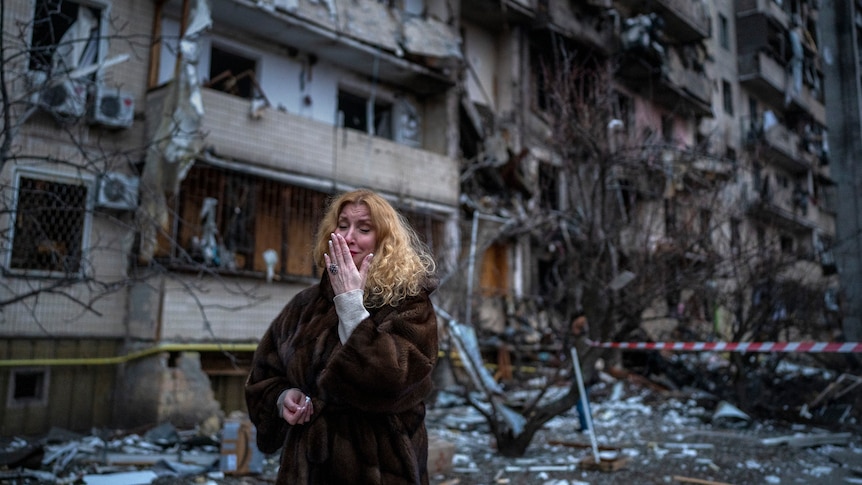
[0, 0, 841, 436]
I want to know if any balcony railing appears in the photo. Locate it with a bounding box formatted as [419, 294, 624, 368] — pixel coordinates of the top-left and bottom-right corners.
[738, 51, 826, 124]
[746, 180, 834, 233]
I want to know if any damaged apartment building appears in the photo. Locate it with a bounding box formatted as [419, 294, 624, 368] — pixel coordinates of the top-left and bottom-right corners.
[0, 0, 840, 436]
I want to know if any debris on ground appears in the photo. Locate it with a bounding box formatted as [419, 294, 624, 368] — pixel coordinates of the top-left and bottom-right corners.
[0, 355, 860, 484]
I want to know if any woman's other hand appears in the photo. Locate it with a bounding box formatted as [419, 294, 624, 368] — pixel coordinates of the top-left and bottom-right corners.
[279, 388, 314, 425]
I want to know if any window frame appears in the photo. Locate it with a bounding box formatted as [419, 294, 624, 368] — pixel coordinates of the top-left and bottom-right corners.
[5, 167, 95, 278]
[6, 367, 50, 409]
[29, 0, 111, 80]
[337, 87, 396, 139]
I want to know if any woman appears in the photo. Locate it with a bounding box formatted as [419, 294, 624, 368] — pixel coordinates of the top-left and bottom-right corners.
[245, 189, 439, 484]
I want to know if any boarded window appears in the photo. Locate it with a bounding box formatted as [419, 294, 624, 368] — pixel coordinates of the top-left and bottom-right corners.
[480, 242, 509, 297]
[9, 174, 89, 275]
[168, 164, 327, 278]
[164, 164, 446, 279]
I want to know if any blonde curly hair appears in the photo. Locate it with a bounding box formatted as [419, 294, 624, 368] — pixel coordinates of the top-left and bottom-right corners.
[313, 189, 436, 308]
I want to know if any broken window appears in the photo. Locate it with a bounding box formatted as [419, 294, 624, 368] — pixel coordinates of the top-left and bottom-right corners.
[338, 89, 395, 139]
[207, 46, 258, 99]
[8, 171, 90, 275]
[167, 164, 327, 278]
[7, 368, 49, 408]
[29, 0, 104, 77]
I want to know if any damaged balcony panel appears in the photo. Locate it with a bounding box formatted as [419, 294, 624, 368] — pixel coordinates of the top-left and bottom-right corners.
[653, 0, 711, 42]
[618, 64, 712, 117]
[736, 0, 791, 30]
[738, 50, 788, 108]
[460, 0, 534, 28]
[402, 16, 464, 62]
[169, 88, 460, 207]
[616, 0, 710, 42]
[201, 0, 459, 95]
[744, 121, 813, 174]
[543, 1, 618, 55]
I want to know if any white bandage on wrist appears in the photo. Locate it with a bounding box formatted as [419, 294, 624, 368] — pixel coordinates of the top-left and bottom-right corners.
[333, 289, 369, 343]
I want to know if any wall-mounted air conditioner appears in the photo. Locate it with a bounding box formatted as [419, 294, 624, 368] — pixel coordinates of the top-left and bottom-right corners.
[27, 71, 88, 120]
[89, 85, 135, 128]
[96, 172, 139, 210]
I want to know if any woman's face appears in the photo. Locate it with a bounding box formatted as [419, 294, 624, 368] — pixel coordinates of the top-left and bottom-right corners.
[335, 202, 378, 269]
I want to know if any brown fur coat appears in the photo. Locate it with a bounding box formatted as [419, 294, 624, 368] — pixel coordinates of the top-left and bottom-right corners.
[245, 274, 439, 484]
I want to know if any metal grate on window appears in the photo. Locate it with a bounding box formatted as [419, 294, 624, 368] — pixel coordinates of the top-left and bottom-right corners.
[171, 164, 327, 279]
[10, 176, 88, 274]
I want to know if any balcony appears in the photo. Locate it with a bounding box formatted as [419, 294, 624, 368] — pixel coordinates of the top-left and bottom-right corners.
[181, 0, 460, 96]
[616, 0, 710, 42]
[738, 50, 826, 124]
[146, 86, 460, 207]
[736, 0, 791, 30]
[742, 118, 813, 174]
[652, 0, 711, 42]
[746, 180, 826, 234]
[617, 44, 712, 117]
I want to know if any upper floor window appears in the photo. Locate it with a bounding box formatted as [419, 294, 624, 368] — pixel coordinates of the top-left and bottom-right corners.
[722, 80, 733, 115]
[337, 89, 421, 147]
[207, 45, 259, 99]
[719, 14, 729, 50]
[8, 170, 92, 276]
[29, 0, 106, 77]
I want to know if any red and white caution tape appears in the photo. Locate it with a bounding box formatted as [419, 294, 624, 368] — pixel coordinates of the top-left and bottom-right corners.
[587, 340, 862, 353]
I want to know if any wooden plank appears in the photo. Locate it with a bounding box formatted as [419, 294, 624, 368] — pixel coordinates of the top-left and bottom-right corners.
[91, 340, 120, 429]
[53, 339, 84, 432]
[579, 454, 629, 472]
[672, 476, 734, 485]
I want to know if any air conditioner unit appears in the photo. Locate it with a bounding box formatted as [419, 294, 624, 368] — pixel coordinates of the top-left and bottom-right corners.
[96, 172, 139, 210]
[27, 72, 88, 120]
[89, 85, 135, 128]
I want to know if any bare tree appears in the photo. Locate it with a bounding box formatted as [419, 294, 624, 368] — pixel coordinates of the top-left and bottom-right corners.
[443, 38, 837, 455]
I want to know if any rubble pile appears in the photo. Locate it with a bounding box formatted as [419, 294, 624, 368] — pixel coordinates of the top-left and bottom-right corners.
[1, 354, 860, 485]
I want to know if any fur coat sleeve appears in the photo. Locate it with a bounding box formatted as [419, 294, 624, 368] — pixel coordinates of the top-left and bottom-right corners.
[245, 275, 439, 484]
